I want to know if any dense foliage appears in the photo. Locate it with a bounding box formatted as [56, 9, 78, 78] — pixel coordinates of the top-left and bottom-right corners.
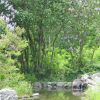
[0, 0, 100, 85]
[0, 19, 32, 95]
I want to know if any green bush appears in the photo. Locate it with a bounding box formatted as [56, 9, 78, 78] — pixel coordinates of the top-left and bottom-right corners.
[13, 81, 32, 96]
[0, 19, 32, 96]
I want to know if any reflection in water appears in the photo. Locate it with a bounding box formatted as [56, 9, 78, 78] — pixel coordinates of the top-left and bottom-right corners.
[34, 90, 83, 100]
[72, 90, 83, 96]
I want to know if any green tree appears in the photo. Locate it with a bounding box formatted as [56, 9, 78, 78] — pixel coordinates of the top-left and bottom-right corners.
[0, 19, 32, 95]
[1, 0, 99, 81]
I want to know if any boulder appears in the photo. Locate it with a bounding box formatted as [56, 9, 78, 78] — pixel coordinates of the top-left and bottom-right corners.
[47, 82, 57, 90]
[77, 73, 100, 90]
[72, 79, 82, 90]
[0, 88, 17, 100]
[33, 82, 42, 91]
[81, 73, 100, 86]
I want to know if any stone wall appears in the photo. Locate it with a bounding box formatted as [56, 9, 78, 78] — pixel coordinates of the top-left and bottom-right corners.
[33, 82, 72, 91]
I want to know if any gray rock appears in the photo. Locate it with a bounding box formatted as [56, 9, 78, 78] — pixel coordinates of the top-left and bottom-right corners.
[47, 82, 57, 90]
[72, 79, 82, 90]
[34, 82, 42, 91]
[81, 73, 100, 86]
[0, 88, 17, 100]
[76, 73, 100, 90]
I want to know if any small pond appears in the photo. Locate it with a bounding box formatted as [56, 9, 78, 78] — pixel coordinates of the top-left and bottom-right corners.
[34, 90, 84, 100]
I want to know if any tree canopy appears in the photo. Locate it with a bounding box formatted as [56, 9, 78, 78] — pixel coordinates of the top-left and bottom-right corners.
[0, 0, 100, 83]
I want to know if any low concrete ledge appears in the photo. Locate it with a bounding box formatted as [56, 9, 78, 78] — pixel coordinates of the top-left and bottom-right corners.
[33, 82, 72, 91]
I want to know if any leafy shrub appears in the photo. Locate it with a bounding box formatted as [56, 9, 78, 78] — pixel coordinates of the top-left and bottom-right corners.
[0, 19, 32, 95]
